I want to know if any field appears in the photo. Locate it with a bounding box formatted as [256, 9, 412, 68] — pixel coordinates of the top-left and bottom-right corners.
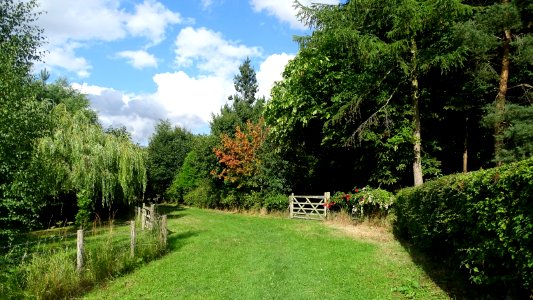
[84, 206, 451, 299]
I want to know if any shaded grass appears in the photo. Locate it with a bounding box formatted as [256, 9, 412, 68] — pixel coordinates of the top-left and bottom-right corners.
[85, 207, 448, 299]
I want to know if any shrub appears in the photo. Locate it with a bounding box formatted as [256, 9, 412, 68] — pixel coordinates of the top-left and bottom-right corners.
[330, 186, 395, 219]
[263, 193, 288, 212]
[220, 192, 240, 209]
[243, 192, 262, 210]
[183, 179, 220, 208]
[395, 157, 533, 294]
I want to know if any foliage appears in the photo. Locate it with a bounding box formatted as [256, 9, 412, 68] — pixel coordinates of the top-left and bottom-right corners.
[483, 103, 533, 163]
[231, 57, 258, 105]
[266, 0, 475, 189]
[0, 0, 48, 244]
[183, 179, 220, 208]
[211, 58, 264, 137]
[166, 150, 201, 201]
[212, 118, 268, 189]
[37, 78, 99, 123]
[172, 134, 221, 206]
[395, 157, 533, 294]
[263, 193, 288, 212]
[457, 0, 533, 165]
[35, 104, 147, 226]
[0, 0, 44, 70]
[146, 120, 193, 200]
[329, 187, 395, 219]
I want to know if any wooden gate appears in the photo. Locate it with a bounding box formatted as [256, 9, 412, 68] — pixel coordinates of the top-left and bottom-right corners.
[289, 192, 330, 220]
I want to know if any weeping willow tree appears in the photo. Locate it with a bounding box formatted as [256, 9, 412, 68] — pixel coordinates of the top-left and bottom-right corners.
[36, 104, 147, 226]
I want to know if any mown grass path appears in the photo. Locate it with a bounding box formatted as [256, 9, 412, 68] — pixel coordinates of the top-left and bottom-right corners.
[85, 207, 448, 299]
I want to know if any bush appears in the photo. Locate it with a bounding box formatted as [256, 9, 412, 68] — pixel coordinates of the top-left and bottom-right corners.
[220, 192, 240, 209]
[263, 193, 288, 212]
[330, 186, 395, 219]
[395, 157, 533, 294]
[183, 179, 220, 208]
[243, 192, 263, 210]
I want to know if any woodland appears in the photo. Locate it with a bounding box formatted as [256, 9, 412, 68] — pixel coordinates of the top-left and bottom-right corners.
[1, 0, 532, 242]
[1, 0, 532, 296]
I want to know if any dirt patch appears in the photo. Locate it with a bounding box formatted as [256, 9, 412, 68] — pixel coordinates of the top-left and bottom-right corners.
[325, 221, 394, 244]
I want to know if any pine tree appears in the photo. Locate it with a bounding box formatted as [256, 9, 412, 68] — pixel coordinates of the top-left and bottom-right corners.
[232, 57, 258, 105]
[278, 0, 472, 186]
[211, 58, 264, 137]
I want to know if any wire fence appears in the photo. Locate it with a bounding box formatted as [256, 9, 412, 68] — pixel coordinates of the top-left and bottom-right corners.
[1, 205, 167, 269]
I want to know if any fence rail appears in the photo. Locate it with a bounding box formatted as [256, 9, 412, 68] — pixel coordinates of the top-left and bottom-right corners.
[73, 204, 166, 271]
[289, 192, 330, 221]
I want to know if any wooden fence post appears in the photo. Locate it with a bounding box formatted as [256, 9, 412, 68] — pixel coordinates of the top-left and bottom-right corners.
[160, 215, 167, 247]
[130, 220, 136, 258]
[324, 192, 330, 219]
[289, 193, 294, 218]
[76, 229, 84, 272]
[149, 204, 155, 229]
[141, 203, 146, 230]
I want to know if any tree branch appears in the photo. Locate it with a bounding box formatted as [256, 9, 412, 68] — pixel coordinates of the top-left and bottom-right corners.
[349, 85, 399, 145]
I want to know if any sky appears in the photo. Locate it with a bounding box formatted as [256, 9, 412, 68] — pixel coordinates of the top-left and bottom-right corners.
[32, 0, 340, 145]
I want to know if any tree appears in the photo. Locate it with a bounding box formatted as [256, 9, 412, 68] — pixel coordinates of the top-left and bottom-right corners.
[166, 151, 201, 201]
[37, 78, 99, 123]
[212, 118, 268, 190]
[146, 120, 193, 199]
[36, 104, 147, 226]
[267, 0, 472, 187]
[458, 0, 532, 165]
[483, 103, 533, 163]
[0, 0, 47, 244]
[211, 58, 264, 137]
[232, 57, 258, 105]
[168, 134, 222, 207]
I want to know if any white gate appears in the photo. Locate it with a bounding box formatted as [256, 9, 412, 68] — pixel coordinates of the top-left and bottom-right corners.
[289, 192, 330, 220]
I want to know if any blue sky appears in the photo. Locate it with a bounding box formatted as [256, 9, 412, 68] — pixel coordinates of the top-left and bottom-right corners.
[33, 0, 339, 145]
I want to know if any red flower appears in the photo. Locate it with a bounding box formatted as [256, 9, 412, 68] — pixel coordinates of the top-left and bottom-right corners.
[355, 188, 359, 193]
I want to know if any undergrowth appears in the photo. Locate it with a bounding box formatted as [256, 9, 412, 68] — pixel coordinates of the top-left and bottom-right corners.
[1, 219, 167, 300]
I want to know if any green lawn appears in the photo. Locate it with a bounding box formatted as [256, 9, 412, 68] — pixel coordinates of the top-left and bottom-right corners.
[85, 207, 449, 299]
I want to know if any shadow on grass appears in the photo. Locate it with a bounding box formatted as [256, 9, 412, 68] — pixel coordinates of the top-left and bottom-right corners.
[167, 230, 202, 252]
[392, 228, 508, 299]
[156, 204, 186, 215]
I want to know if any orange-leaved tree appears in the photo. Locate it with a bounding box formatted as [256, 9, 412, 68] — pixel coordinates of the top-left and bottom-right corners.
[212, 118, 268, 189]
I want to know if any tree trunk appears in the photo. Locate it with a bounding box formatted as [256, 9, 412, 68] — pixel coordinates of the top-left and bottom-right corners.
[494, 0, 512, 166]
[463, 117, 468, 173]
[411, 38, 424, 186]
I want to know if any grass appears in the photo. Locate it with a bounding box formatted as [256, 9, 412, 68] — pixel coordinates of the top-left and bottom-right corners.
[0, 218, 166, 300]
[85, 206, 450, 299]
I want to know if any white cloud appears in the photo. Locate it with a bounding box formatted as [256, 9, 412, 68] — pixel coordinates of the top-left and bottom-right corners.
[44, 43, 92, 78]
[72, 70, 234, 145]
[117, 50, 158, 69]
[175, 27, 262, 77]
[153, 71, 233, 123]
[126, 0, 182, 45]
[36, 0, 182, 78]
[37, 0, 127, 45]
[201, 0, 214, 10]
[250, 0, 340, 30]
[256, 53, 294, 99]
[71, 50, 291, 145]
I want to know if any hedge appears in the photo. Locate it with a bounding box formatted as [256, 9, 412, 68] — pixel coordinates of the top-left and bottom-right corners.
[395, 157, 533, 293]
